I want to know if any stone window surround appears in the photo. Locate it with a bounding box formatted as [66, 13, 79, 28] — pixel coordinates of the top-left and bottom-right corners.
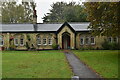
[80, 37, 84, 45]
[48, 38, 52, 45]
[85, 37, 90, 45]
[20, 38, 24, 46]
[36, 35, 53, 46]
[108, 37, 112, 43]
[80, 36, 95, 45]
[37, 36, 41, 45]
[91, 37, 95, 45]
[14, 38, 19, 46]
[43, 38, 47, 45]
[108, 37, 118, 43]
[113, 37, 118, 43]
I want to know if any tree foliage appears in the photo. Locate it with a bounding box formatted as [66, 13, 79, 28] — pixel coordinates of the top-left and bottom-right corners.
[84, 2, 120, 37]
[42, 2, 88, 22]
[2, 0, 36, 23]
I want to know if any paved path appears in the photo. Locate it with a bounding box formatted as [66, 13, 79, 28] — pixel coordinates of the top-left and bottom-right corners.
[64, 51, 100, 78]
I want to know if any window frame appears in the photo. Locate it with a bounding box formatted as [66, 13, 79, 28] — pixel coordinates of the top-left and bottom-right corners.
[48, 38, 52, 45]
[20, 38, 24, 46]
[91, 37, 95, 45]
[85, 37, 90, 45]
[37, 36, 41, 45]
[43, 38, 47, 45]
[108, 37, 112, 43]
[14, 38, 19, 46]
[113, 37, 118, 43]
[80, 37, 84, 45]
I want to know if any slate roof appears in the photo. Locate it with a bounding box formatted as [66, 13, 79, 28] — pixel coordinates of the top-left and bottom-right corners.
[0, 22, 90, 32]
[37, 24, 63, 31]
[1, 24, 34, 32]
[69, 23, 90, 31]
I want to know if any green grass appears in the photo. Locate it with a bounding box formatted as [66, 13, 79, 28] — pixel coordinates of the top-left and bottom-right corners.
[2, 50, 72, 78]
[73, 50, 119, 78]
[0, 51, 2, 79]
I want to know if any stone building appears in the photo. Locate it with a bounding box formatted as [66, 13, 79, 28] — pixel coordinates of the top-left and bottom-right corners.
[0, 22, 119, 50]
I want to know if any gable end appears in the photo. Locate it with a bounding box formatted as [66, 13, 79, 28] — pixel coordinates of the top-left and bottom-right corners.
[57, 22, 75, 33]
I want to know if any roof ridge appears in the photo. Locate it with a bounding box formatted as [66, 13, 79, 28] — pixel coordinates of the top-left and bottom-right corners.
[68, 22, 90, 24]
[43, 22, 63, 24]
[1, 23, 33, 24]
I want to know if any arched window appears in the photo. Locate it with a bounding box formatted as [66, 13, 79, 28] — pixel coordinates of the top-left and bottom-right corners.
[108, 37, 112, 43]
[113, 37, 118, 43]
[14, 37, 19, 46]
[43, 37, 47, 45]
[108, 37, 118, 43]
[91, 36, 95, 45]
[20, 36, 24, 46]
[0, 35, 4, 46]
[80, 37, 84, 45]
[85, 37, 90, 45]
[37, 36, 41, 45]
[48, 37, 52, 45]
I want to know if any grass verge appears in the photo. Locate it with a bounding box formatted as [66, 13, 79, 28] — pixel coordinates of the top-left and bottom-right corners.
[2, 50, 72, 78]
[73, 50, 118, 78]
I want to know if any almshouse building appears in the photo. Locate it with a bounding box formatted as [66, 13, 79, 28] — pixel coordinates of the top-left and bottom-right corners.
[0, 8, 119, 50]
[0, 22, 119, 50]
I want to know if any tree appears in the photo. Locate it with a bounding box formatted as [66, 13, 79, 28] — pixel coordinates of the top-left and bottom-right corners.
[43, 2, 67, 22]
[42, 2, 88, 22]
[22, 1, 36, 23]
[1, 0, 36, 23]
[84, 2, 120, 37]
[64, 3, 87, 22]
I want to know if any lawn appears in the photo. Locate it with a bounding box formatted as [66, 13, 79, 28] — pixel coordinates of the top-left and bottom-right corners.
[2, 50, 72, 78]
[73, 50, 119, 78]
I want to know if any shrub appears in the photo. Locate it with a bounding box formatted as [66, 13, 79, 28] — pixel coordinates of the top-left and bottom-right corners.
[79, 46, 95, 50]
[79, 47, 85, 50]
[52, 44, 59, 50]
[102, 40, 110, 50]
[102, 39, 119, 50]
[87, 46, 95, 50]
[109, 42, 119, 50]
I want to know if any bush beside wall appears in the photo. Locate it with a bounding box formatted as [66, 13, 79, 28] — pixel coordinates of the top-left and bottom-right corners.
[52, 44, 59, 50]
[102, 40, 120, 50]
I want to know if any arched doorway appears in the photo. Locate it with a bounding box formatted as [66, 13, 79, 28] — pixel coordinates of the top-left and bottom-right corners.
[62, 32, 70, 49]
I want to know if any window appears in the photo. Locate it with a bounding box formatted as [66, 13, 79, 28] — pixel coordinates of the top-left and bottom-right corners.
[0, 36, 4, 46]
[37, 36, 41, 45]
[113, 37, 118, 43]
[48, 38, 52, 45]
[80, 37, 84, 45]
[91, 37, 95, 45]
[20, 38, 24, 46]
[108, 37, 112, 43]
[85, 37, 89, 45]
[43, 38, 47, 45]
[14, 38, 19, 46]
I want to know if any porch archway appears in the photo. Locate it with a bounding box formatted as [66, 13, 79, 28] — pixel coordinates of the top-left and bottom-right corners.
[62, 32, 70, 49]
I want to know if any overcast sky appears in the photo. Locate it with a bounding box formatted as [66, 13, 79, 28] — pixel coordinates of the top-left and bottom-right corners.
[34, 0, 83, 23]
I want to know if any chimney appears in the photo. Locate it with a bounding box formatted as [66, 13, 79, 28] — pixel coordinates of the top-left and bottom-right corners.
[33, 6, 38, 31]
